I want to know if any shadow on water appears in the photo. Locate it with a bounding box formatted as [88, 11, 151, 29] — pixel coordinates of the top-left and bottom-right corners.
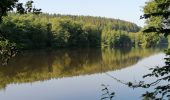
[0, 47, 165, 91]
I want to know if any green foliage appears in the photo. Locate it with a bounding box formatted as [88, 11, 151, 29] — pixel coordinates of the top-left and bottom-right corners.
[52, 14, 141, 32]
[142, 0, 170, 36]
[1, 12, 166, 50]
[141, 32, 161, 48]
[0, 13, 143, 49]
[1, 14, 48, 49]
[0, 0, 18, 22]
[101, 28, 133, 47]
[110, 33, 132, 48]
[83, 25, 101, 47]
[0, 38, 17, 66]
[56, 20, 89, 47]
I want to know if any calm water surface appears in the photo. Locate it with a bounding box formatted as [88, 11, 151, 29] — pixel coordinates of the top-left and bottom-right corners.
[0, 47, 166, 100]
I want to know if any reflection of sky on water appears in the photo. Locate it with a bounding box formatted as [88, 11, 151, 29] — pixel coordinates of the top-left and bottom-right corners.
[104, 53, 165, 100]
[0, 53, 165, 100]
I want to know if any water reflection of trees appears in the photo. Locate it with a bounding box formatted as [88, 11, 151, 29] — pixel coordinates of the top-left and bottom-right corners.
[102, 48, 170, 100]
[0, 48, 162, 90]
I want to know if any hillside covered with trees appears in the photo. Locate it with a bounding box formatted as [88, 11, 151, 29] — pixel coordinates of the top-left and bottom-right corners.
[1, 13, 142, 49]
[1, 13, 167, 48]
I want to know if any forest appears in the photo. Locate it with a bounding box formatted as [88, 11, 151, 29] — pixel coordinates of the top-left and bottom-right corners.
[0, 13, 168, 50]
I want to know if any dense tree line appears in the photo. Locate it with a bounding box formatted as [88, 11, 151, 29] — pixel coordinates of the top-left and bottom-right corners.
[0, 13, 142, 49]
[46, 14, 141, 32]
[1, 13, 167, 50]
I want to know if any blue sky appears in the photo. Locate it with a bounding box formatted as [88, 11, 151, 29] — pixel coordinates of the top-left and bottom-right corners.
[19, 0, 148, 27]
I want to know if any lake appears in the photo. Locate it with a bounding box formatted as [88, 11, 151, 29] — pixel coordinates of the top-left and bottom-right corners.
[0, 47, 167, 100]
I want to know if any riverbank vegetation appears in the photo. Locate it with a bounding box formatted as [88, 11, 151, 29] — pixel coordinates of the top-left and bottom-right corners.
[1, 13, 140, 49]
[0, 13, 168, 50]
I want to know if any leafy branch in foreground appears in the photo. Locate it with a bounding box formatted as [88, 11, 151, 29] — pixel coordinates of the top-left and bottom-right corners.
[126, 49, 170, 100]
[141, 0, 170, 36]
[16, 0, 42, 14]
[101, 84, 115, 100]
[0, 0, 41, 66]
